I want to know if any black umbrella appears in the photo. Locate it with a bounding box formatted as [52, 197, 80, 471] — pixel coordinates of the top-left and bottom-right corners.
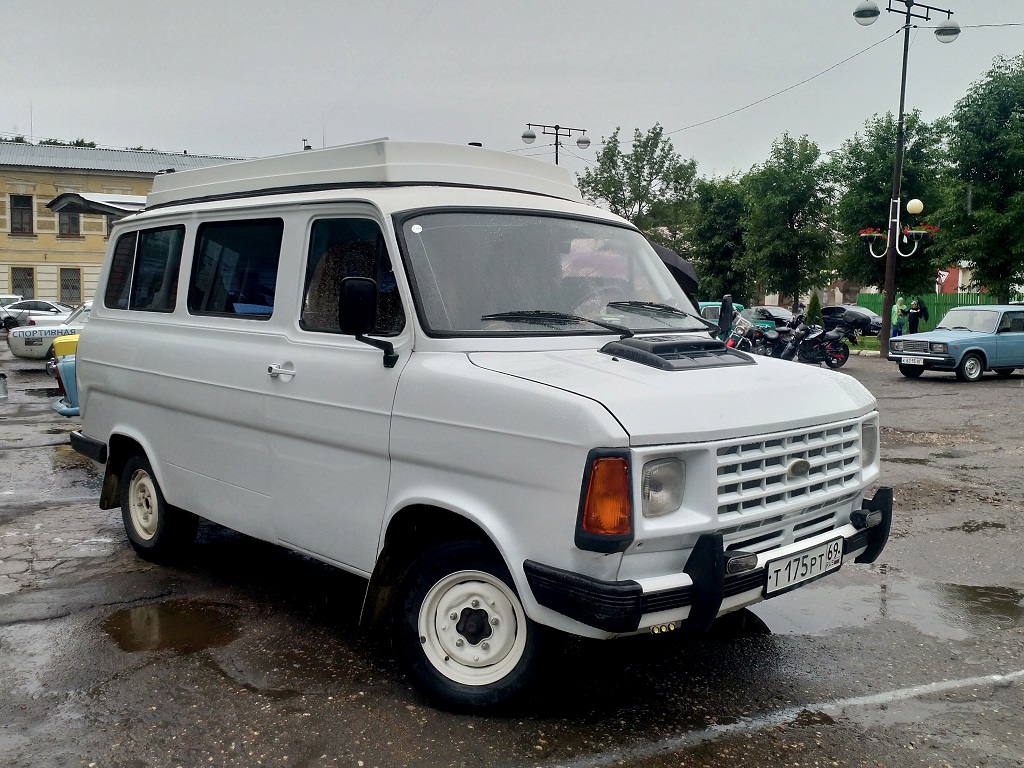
[649, 242, 698, 297]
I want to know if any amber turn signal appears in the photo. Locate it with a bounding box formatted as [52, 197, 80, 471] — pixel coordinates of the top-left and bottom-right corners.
[581, 457, 631, 536]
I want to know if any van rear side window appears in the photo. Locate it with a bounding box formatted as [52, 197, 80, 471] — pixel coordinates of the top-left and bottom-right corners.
[188, 219, 284, 318]
[103, 226, 185, 311]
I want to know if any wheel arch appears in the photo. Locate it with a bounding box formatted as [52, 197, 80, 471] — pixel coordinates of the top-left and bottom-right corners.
[360, 504, 505, 633]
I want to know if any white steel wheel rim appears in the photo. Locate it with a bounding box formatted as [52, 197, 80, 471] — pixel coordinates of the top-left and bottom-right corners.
[127, 469, 159, 541]
[417, 569, 527, 687]
[964, 357, 982, 379]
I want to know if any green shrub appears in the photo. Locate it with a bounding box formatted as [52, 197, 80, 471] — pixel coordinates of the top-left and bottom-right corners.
[806, 292, 823, 326]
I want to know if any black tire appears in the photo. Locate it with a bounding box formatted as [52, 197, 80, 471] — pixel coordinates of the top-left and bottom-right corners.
[995, 368, 1015, 377]
[395, 540, 541, 711]
[898, 363, 925, 378]
[120, 455, 198, 562]
[824, 342, 850, 369]
[955, 352, 984, 382]
[2, 317, 16, 331]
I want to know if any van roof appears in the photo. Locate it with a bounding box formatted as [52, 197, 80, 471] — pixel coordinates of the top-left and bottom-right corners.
[146, 140, 584, 208]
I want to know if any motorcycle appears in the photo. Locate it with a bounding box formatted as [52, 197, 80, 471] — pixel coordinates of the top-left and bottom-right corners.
[779, 315, 857, 368]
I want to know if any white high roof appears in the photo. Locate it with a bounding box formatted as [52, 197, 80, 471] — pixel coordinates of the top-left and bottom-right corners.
[146, 140, 583, 208]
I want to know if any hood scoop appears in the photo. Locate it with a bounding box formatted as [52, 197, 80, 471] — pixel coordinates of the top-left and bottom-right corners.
[600, 334, 755, 371]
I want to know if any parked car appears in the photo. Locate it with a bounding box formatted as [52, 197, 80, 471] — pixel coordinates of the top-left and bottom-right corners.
[888, 305, 1024, 381]
[7, 301, 91, 359]
[1, 299, 75, 330]
[48, 333, 81, 417]
[822, 305, 882, 336]
[698, 301, 744, 324]
[744, 305, 795, 329]
[0, 293, 22, 307]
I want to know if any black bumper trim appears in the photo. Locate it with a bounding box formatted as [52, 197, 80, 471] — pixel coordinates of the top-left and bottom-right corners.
[70, 430, 107, 464]
[853, 487, 893, 563]
[523, 560, 643, 633]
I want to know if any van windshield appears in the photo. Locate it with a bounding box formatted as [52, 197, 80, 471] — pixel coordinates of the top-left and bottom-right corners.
[399, 211, 704, 336]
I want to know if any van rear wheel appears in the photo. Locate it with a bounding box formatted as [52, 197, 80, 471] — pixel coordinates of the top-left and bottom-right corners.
[120, 455, 198, 562]
[395, 541, 540, 710]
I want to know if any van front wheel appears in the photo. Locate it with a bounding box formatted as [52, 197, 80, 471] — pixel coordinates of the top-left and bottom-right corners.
[120, 455, 198, 562]
[395, 541, 540, 710]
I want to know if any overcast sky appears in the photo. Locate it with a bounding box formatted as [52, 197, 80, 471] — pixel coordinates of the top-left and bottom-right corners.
[2, 1, 1020, 180]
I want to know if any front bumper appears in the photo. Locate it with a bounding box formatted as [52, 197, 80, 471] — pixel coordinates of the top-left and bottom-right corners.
[524, 487, 893, 635]
[887, 352, 955, 370]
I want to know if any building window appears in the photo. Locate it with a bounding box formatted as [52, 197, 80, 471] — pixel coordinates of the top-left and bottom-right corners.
[60, 268, 82, 304]
[11, 267, 35, 299]
[58, 212, 81, 236]
[10, 195, 33, 234]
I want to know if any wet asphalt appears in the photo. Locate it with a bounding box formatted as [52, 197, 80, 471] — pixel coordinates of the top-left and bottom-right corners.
[0, 335, 1021, 768]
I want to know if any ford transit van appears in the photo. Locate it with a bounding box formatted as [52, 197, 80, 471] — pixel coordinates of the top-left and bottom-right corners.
[71, 140, 891, 709]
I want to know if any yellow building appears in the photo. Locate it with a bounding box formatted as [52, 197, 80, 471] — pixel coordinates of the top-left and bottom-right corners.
[1, 143, 236, 303]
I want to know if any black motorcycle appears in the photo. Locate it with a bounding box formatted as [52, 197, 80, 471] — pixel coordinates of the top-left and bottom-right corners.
[779, 315, 857, 368]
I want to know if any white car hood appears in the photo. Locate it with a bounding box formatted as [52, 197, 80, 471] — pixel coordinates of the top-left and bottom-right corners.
[469, 347, 876, 445]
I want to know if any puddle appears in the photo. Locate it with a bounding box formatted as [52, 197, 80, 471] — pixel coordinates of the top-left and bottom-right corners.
[884, 457, 932, 465]
[101, 600, 240, 654]
[751, 574, 1024, 641]
[947, 520, 1007, 533]
[24, 387, 61, 397]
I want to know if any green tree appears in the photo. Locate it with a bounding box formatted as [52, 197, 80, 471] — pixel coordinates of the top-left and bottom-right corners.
[576, 124, 697, 235]
[739, 133, 836, 307]
[832, 111, 952, 297]
[805, 291, 822, 326]
[936, 54, 1024, 302]
[0, 135, 28, 143]
[39, 138, 97, 147]
[687, 176, 751, 303]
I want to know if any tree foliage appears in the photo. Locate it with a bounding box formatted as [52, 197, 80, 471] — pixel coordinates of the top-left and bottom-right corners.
[577, 124, 697, 229]
[687, 176, 751, 303]
[936, 54, 1024, 302]
[39, 138, 97, 147]
[739, 134, 836, 306]
[832, 111, 952, 297]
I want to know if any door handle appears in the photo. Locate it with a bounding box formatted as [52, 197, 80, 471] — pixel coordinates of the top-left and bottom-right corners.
[267, 364, 295, 379]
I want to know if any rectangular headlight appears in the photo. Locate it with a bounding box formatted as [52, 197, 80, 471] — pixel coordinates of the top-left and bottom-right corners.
[930, 342, 948, 354]
[641, 458, 685, 517]
[891, 340, 904, 352]
[861, 421, 879, 468]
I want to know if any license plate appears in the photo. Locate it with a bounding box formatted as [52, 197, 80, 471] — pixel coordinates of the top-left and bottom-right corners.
[901, 356, 924, 365]
[764, 537, 843, 596]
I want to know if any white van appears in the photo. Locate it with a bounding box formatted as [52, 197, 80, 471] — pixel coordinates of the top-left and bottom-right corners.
[71, 140, 891, 709]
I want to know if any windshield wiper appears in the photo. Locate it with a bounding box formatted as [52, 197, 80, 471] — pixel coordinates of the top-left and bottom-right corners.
[481, 310, 633, 338]
[606, 301, 718, 331]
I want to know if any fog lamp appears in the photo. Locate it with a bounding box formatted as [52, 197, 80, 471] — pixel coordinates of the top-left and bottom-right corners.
[851, 509, 883, 529]
[725, 552, 759, 575]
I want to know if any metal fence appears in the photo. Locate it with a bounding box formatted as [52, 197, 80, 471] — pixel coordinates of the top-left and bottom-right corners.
[855, 293, 1024, 333]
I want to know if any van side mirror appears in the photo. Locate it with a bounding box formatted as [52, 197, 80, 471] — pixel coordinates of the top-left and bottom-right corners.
[338, 277, 377, 335]
[338, 277, 399, 368]
[718, 294, 734, 340]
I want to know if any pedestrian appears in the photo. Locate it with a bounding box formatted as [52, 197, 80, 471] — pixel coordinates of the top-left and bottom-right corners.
[891, 297, 907, 336]
[907, 299, 922, 334]
[915, 296, 929, 323]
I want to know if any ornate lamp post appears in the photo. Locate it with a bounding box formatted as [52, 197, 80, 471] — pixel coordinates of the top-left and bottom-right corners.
[521, 123, 591, 166]
[854, 0, 959, 342]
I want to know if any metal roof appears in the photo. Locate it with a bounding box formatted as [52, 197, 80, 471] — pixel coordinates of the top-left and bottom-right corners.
[0, 142, 240, 175]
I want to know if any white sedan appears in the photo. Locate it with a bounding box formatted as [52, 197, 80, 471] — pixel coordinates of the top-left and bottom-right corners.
[7, 302, 90, 360]
[1, 299, 75, 330]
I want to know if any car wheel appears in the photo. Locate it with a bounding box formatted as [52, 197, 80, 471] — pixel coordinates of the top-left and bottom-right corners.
[824, 342, 850, 368]
[955, 352, 984, 382]
[995, 368, 1015, 377]
[899, 363, 925, 378]
[120, 455, 198, 562]
[395, 540, 540, 711]
[2, 317, 16, 331]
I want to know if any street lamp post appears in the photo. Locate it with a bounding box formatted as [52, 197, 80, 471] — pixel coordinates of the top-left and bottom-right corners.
[854, 0, 959, 343]
[521, 123, 591, 165]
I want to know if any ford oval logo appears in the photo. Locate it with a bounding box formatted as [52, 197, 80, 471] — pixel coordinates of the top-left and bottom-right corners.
[787, 459, 811, 478]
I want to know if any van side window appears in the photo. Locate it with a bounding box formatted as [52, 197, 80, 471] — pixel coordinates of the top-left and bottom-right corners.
[102, 226, 185, 312]
[301, 218, 405, 336]
[188, 219, 284, 318]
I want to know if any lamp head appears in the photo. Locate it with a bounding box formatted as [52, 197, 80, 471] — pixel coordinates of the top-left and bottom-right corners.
[907, 199, 924, 215]
[521, 128, 537, 145]
[935, 19, 960, 43]
[576, 133, 591, 150]
[853, 0, 880, 26]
